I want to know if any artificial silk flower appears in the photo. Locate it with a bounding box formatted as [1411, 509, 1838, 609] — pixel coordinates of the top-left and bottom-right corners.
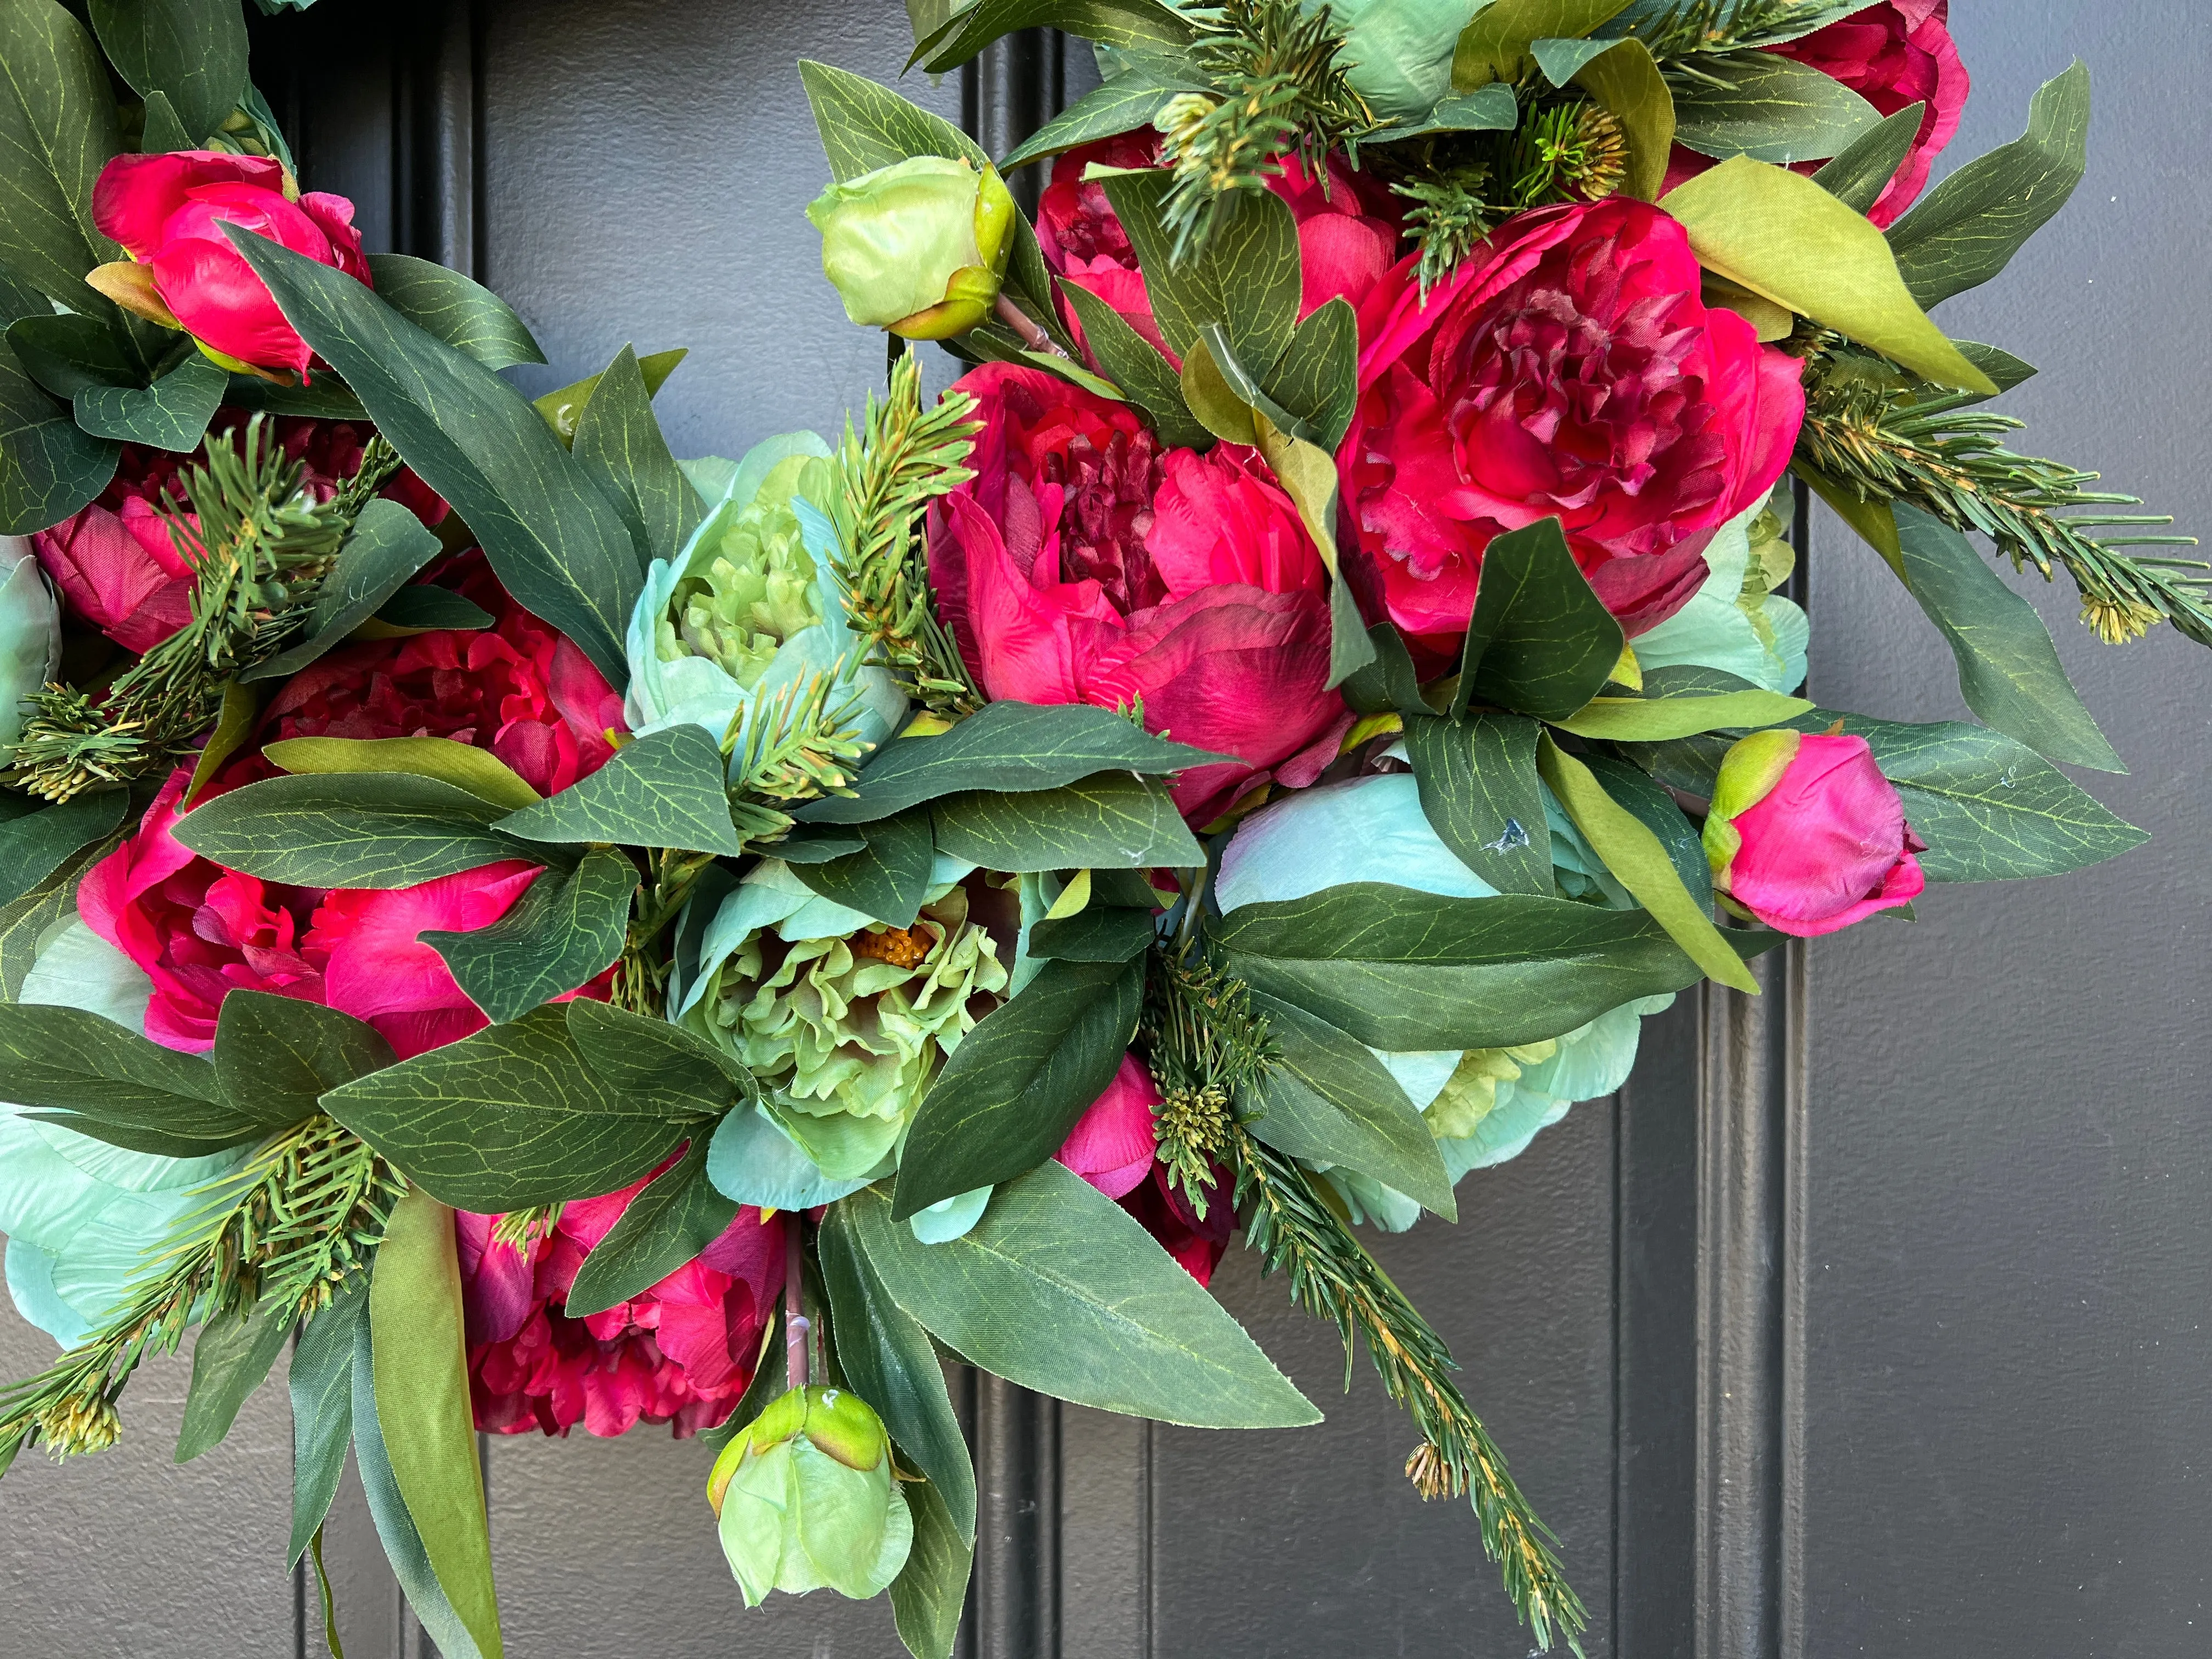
[0, 537, 61, 755]
[1628, 492, 1810, 694]
[1057, 1053, 1162, 1201]
[808, 155, 1015, 339]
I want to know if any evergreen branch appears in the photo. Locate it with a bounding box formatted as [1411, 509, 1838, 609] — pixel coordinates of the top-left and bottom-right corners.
[1143, 952, 1272, 1218]
[1392, 103, 1629, 292]
[1228, 1122, 1588, 1655]
[1795, 342, 2207, 645]
[1616, 0, 1848, 88]
[824, 351, 985, 718]
[0, 1115, 399, 1471]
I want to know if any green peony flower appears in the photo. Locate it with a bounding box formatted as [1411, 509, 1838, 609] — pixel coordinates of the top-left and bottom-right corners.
[657, 453, 826, 687]
[807, 154, 1016, 340]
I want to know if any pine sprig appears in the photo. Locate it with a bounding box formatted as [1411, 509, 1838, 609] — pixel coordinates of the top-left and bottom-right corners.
[1229, 1123, 1588, 1655]
[0, 1115, 399, 1471]
[1618, 0, 1848, 88]
[1143, 953, 1274, 1217]
[8, 419, 393, 802]
[825, 351, 984, 718]
[1795, 343, 2207, 645]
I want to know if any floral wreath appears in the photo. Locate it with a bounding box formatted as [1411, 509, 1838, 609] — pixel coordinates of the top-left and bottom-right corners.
[0, 2, 2184, 1655]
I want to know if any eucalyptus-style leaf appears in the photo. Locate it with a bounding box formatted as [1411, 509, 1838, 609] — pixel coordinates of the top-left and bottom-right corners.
[1886, 62, 2089, 309]
[1810, 100, 1925, 214]
[1451, 517, 1623, 721]
[1891, 504, 2121, 772]
[228, 230, 640, 682]
[1000, 64, 1192, 170]
[572, 343, 705, 574]
[211, 989, 396, 1130]
[1214, 883, 1767, 1049]
[799, 59, 989, 182]
[1453, 0, 1633, 86]
[263, 735, 540, 810]
[1660, 157, 1995, 393]
[1058, 283, 1209, 450]
[1100, 169, 1301, 381]
[565, 999, 750, 1117]
[176, 1297, 292, 1463]
[850, 1166, 1318, 1428]
[0, 787, 125, 909]
[1258, 298, 1359, 453]
[931, 774, 1203, 872]
[566, 1137, 740, 1318]
[1026, 903, 1156, 962]
[172, 770, 522, 887]
[7, 310, 133, 397]
[1341, 620, 1431, 719]
[1582, 752, 1709, 905]
[374, 584, 493, 630]
[245, 498, 447, 680]
[795, 701, 1218, 825]
[1550, 687, 1812, 741]
[1672, 52, 1881, 164]
[287, 1279, 363, 1567]
[894, 955, 1142, 1217]
[0, 1003, 247, 1146]
[89, 0, 247, 144]
[323, 1006, 691, 1211]
[0, 330, 116, 532]
[889, 1477, 973, 1659]
[820, 1204, 975, 1542]
[0, 0, 124, 317]
[1404, 712, 1551, 895]
[791, 809, 937, 929]
[1950, 341, 2035, 397]
[912, 0, 1193, 73]
[425, 848, 635, 1026]
[363, 253, 545, 370]
[533, 346, 686, 447]
[495, 723, 746, 856]
[1244, 991, 1454, 1218]
[1529, 35, 1617, 84]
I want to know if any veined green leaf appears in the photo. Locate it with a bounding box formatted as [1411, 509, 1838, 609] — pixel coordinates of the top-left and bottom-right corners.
[89, 0, 246, 143]
[1404, 712, 1551, 895]
[791, 809, 937, 929]
[1026, 902, 1156, 962]
[566, 1137, 740, 1318]
[1672, 52, 1881, 165]
[894, 955, 1142, 1218]
[1342, 620, 1431, 720]
[0, 0, 123, 317]
[495, 723, 746, 855]
[912, 0, 1194, 74]
[889, 1476, 973, 1659]
[799, 59, 989, 181]
[1551, 688, 1813, 741]
[1810, 100, 1925, 215]
[425, 848, 635, 1026]
[1385, 83, 1517, 139]
[173, 770, 522, 887]
[849, 1165, 1318, 1428]
[72, 352, 225, 452]
[374, 585, 493, 631]
[572, 343, 704, 575]
[931, 773, 1203, 872]
[1451, 516, 1623, 721]
[0, 329, 116, 532]
[7, 310, 133, 396]
[0, 788, 125, 909]
[211, 990, 395, 1131]
[1058, 282, 1209, 451]
[262, 735, 541, 810]
[0, 1003, 262, 1151]
[1454, 0, 1633, 87]
[1101, 168, 1300, 382]
[533, 346, 686, 447]
[176, 1296, 292, 1464]
[245, 498, 447, 681]
[1258, 298, 1359, 453]
[565, 999, 750, 1118]
[363, 253, 545, 370]
[1582, 752, 1709, 906]
[287, 1278, 363, 1568]
[1000, 64, 1194, 170]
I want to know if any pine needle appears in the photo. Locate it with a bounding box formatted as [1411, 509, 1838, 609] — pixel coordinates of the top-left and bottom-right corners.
[1617, 0, 1850, 89]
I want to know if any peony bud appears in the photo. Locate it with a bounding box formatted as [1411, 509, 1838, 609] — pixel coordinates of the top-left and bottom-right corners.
[806, 155, 1015, 340]
[707, 1384, 913, 1605]
[1703, 730, 1926, 937]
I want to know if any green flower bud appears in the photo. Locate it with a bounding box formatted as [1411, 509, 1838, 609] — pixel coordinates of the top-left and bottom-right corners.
[707, 1385, 913, 1606]
[807, 155, 1016, 339]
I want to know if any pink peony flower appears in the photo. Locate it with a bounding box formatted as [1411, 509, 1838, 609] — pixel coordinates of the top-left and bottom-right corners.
[1121, 1163, 1233, 1288]
[929, 363, 1348, 825]
[459, 1174, 785, 1439]
[1056, 1053, 1161, 1199]
[1342, 198, 1805, 650]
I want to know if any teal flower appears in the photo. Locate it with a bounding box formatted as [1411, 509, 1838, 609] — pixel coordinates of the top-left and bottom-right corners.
[1629, 492, 1809, 693]
[0, 536, 61, 755]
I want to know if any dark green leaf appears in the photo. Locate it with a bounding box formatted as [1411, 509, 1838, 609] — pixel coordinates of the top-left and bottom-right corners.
[889, 1477, 974, 1659]
[912, 0, 1193, 73]
[287, 1278, 362, 1567]
[494, 723, 746, 856]
[1340, 620, 1429, 719]
[223, 368, 368, 420]
[1404, 712, 1551, 895]
[565, 998, 750, 1116]
[374, 584, 492, 631]
[363, 253, 544, 370]
[0, 1004, 253, 1146]
[1100, 169, 1300, 381]
[999, 64, 1191, 170]
[176, 1297, 292, 1463]
[0, 0, 123, 317]
[245, 497, 447, 680]
[1451, 516, 1623, 721]
[799, 59, 989, 182]
[850, 1165, 1318, 1427]
[894, 955, 1142, 1218]
[820, 1203, 975, 1542]
[532, 346, 686, 448]
[0, 787, 125, 908]
[797, 701, 1219, 825]
[1259, 298, 1358, 453]
[931, 773, 1203, 872]
[1582, 752, 1708, 906]
[1672, 52, 1881, 164]
[791, 808, 936, 928]
[0, 330, 116, 532]
[0, 838, 112, 998]
[323, 1005, 690, 1211]
[565, 1137, 740, 1318]
[7, 311, 134, 396]
[1026, 903, 1155, 962]
[1387, 84, 1517, 139]
[173, 769, 521, 887]
[1886, 61, 2089, 309]
[72, 350, 225, 451]
[1243, 991, 1454, 1218]
[89, 0, 246, 143]
[137, 87, 190, 152]
[764, 824, 868, 864]
[1949, 341, 2035, 397]
[1891, 503, 2121, 772]
[425, 847, 634, 1026]
[1810, 100, 1924, 214]
[212, 989, 395, 1131]
[228, 229, 640, 683]
[572, 343, 705, 574]
[1058, 281, 1210, 451]
[1214, 883, 1768, 1049]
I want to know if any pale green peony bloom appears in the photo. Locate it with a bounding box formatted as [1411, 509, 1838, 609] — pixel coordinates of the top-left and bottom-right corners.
[807, 154, 1016, 339]
[1630, 490, 1809, 693]
[709, 1384, 913, 1606]
[0, 535, 62, 755]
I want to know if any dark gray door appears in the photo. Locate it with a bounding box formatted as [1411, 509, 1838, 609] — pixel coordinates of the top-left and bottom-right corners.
[2, 3, 2206, 1656]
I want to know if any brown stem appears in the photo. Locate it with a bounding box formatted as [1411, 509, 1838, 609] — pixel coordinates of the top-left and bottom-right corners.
[783, 1209, 808, 1391]
[993, 292, 1071, 360]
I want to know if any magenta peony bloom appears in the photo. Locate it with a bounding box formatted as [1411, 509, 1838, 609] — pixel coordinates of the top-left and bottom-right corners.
[1343, 198, 1805, 650]
[1704, 730, 1927, 936]
[1056, 1053, 1160, 1199]
[929, 363, 1348, 824]
[459, 1176, 785, 1439]
[91, 150, 371, 376]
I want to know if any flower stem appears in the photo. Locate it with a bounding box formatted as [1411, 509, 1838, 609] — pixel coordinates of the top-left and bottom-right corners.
[992, 292, 1070, 360]
[784, 1209, 809, 1392]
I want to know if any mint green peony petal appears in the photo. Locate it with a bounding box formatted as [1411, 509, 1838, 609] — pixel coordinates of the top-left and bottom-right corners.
[1631, 498, 1805, 693]
[705, 1104, 874, 1211]
[791, 1438, 910, 1599]
[718, 1439, 803, 1607]
[908, 1184, 991, 1244]
[4, 1238, 81, 1345]
[20, 917, 154, 1030]
[768, 1099, 901, 1182]
[808, 156, 988, 329]
[1217, 774, 1498, 911]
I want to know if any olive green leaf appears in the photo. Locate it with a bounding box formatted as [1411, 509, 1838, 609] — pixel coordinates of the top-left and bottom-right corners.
[889, 1476, 974, 1659]
[138, 87, 191, 153]
[287, 1279, 363, 1567]
[1259, 297, 1359, 453]
[1537, 733, 1758, 992]
[425, 847, 635, 1026]
[1026, 902, 1156, 962]
[245, 498, 448, 681]
[1000, 61, 1194, 171]
[1886, 62, 2089, 309]
[1451, 516, 1623, 721]
[1342, 620, 1432, 720]
[1660, 156, 1996, 393]
[182, 679, 258, 806]
[911, 0, 1194, 74]
[1672, 53, 1881, 165]
[88, 0, 247, 145]
[894, 953, 1143, 1218]
[572, 343, 706, 575]
[1810, 100, 1924, 214]
[1573, 37, 1673, 201]
[1059, 282, 1209, 450]
[1101, 168, 1301, 381]
[1248, 407, 1378, 690]
[173, 770, 523, 887]
[931, 773, 1203, 872]
[565, 998, 752, 1116]
[8, 309, 133, 396]
[262, 735, 541, 810]
[375, 584, 493, 631]
[849, 1165, 1319, 1428]
[211, 989, 396, 1131]
[495, 723, 747, 855]
[1890, 504, 2122, 773]
[1453, 0, 1633, 87]
[566, 1136, 740, 1318]
[0, 332, 116, 532]
[534, 346, 686, 447]
[72, 351, 225, 452]
[0, 0, 124, 317]
[791, 808, 938, 929]
[1550, 687, 1813, 742]
[1581, 751, 1709, 905]
[363, 253, 545, 370]
[1404, 712, 1551, 895]
[0, 787, 125, 909]
[176, 1296, 293, 1464]
[369, 1186, 503, 1659]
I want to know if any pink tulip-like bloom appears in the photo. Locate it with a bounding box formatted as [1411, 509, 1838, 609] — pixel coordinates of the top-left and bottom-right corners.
[92, 150, 370, 376]
[930, 363, 1349, 825]
[1705, 731, 1927, 936]
[1343, 198, 1805, 651]
[1057, 1053, 1161, 1199]
[1038, 134, 1400, 362]
[459, 1181, 785, 1438]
